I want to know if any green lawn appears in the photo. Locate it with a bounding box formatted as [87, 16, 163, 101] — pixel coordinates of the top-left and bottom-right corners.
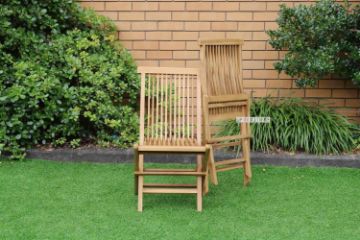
[1, 160, 359, 240]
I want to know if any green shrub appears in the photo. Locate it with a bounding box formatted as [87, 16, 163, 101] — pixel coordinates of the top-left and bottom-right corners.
[218, 98, 357, 154]
[0, 0, 139, 159]
[268, 0, 360, 87]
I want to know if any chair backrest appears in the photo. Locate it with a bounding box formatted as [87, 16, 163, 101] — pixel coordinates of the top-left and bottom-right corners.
[199, 39, 249, 142]
[199, 39, 244, 97]
[138, 67, 202, 146]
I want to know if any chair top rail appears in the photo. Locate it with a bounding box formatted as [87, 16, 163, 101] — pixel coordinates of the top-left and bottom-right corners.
[199, 38, 244, 46]
[138, 66, 199, 75]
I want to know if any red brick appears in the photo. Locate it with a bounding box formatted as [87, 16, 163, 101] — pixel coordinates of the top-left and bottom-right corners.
[185, 22, 211, 31]
[243, 60, 264, 70]
[118, 12, 144, 21]
[81, 2, 104, 11]
[147, 51, 172, 59]
[132, 22, 157, 31]
[173, 12, 198, 21]
[173, 32, 198, 40]
[186, 2, 212, 11]
[199, 12, 225, 21]
[173, 51, 198, 59]
[266, 80, 293, 88]
[306, 89, 332, 98]
[136, 60, 158, 67]
[319, 99, 345, 107]
[227, 12, 253, 21]
[318, 80, 345, 89]
[243, 41, 266, 50]
[99, 12, 117, 20]
[146, 32, 172, 40]
[159, 2, 185, 11]
[160, 60, 186, 67]
[146, 12, 171, 21]
[332, 89, 358, 98]
[345, 99, 360, 107]
[160, 41, 186, 50]
[118, 32, 144, 40]
[158, 22, 184, 31]
[254, 12, 279, 21]
[114, 21, 131, 30]
[225, 32, 252, 40]
[238, 22, 264, 31]
[130, 50, 146, 59]
[133, 41, 158, 50]
[105, 2, 131, 11]
[243, 80, 266, 88]
[133, 2, 158, 11]
[253, 70, 278, 79]
[240, 2, 266, 11]
[213, 2, 239, 11]
[200, 32, 226, 39]
[212, 22, 237, 31]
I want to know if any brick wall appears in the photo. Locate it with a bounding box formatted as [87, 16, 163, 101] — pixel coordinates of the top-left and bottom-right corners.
[79, 0, 360, 121]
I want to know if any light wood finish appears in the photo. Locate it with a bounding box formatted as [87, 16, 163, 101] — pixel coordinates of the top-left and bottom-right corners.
[199, 39, 252, 186]
[135, 66, 210, 212]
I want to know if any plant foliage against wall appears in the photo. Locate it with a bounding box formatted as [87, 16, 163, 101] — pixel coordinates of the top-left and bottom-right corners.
[0, 0, 139, 159]
[268, 0, 360, 87]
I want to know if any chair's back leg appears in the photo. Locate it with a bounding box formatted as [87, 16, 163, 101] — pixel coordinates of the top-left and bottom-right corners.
[134, 147, 139, 195]
[241, 103, 252, 186]
[137, 153, 144, 212]
[208, 147, 218, 185]
[196, 154, 203, 211]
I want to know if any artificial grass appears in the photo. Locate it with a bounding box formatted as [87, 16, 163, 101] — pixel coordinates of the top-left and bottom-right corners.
[0, 160, 359, 240]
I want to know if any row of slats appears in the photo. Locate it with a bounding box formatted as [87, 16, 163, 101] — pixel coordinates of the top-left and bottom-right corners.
[205, 44, 243, 96]
[145, 73, 199, 146]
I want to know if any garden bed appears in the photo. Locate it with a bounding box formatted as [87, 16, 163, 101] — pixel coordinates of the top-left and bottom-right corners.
[26, 147, 360, 168]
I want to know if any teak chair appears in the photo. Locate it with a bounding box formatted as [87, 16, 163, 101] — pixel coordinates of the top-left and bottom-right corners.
[134, 66, 210, 212]
[199, 39, 252, 186]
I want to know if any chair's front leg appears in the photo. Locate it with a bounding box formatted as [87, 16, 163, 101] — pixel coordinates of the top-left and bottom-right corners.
[137, 153, 144, 212]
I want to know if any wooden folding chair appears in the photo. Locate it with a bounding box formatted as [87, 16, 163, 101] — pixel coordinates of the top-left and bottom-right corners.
[199, 39, 252, 186]
[134, 66, 210, 212]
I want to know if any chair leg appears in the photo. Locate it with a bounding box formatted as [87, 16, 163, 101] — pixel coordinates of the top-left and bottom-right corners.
[137, 153, 144, 212]
[202, 149, 210, 195]
[138, 176, 144, 212]
[196, 176, 202, 211]
[208, 147, 218, 185]
[196, 154, 203, 211]
[134, 147, 139, 195]
[242, 139, 252, 187]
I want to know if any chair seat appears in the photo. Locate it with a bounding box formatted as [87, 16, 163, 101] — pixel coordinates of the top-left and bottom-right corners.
[207, 93, 249, 103]
[137, 145, 208, 153]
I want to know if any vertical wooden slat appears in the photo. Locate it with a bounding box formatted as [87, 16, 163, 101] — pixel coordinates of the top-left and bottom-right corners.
[165, 74, 168, 142]
[186, 74, 190, 139]
[174, 73, 178, 143]
[196, 73, 202, 145]
[146, 74, 151, 141]
[169, 75, 173, 143]
[182, 74, 186, 145]
[191, 74, 195, 141]
[151, 75, 155, 141]
[160, 74, 164, 142]
[139, 72, 146, 145]
[155, 74, 160, 143]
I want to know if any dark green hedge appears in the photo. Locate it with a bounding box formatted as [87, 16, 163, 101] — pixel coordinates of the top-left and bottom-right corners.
[268, 0, 360, 87]
[0, 0, 139, 159]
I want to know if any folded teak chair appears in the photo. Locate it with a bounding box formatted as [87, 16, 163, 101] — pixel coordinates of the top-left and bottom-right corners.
[199, 39, 252, 186]
[134, 66, 210, 212]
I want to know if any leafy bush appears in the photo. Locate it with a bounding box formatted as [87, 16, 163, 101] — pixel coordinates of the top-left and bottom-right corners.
[218, 98, 357, 154]
[268, 0, 360, 87]
[0, 0, 139, 159]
